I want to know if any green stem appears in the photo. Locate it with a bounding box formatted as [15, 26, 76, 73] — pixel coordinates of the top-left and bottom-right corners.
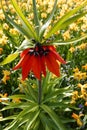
[38, 79, 42, 105]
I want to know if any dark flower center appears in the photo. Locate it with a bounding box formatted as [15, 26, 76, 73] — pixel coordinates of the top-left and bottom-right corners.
[28, 42, 50, 56]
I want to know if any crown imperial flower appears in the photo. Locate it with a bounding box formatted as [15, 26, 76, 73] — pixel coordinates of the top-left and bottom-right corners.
[13, 43, 66, 80]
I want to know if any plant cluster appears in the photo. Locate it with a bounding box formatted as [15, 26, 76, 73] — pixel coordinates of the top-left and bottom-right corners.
[0, 0, 87, 130]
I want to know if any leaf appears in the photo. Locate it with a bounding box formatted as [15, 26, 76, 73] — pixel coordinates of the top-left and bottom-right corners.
[26, 80, 37, 102]
[59, 12, 87, 30]
[10, 0, 38, 40]
[52, 34, 87, 46]
[4, 104, 38, 130]
[45, 0, 87, 38]
[0, 115, 16, 122]
[17, 39, 34, 52]
[40, 112, 54, 130]
[0, 52, 19, 66]
[39, 0, 58, 40]
[24, 111, 39, 130]
[41, 104, 67, 130]
[43, 86, 72, 103]
[9, 94, 35, 103]
[32, 0, 40, 35]
[1, 5, 31, 39]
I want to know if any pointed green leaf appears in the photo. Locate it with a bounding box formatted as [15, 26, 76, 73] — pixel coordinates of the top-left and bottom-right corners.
[10, 0, 38, 40]
[24, 111, 39, 130]
[0, 115, 16, 122]
[45, 0, 87, 38]
[39, 0, 58, 40]
[0, 52, 19, 66]
[26, 81, 37, 102]
[1, 1, 32, 39]
[57, 12, 87, 30]
[4, 104, 38, 130]
[41, 104, 66, 130]
[40, 112, 53, 130]
[32, 0, 40, 35]
[52, 34, 87, 45]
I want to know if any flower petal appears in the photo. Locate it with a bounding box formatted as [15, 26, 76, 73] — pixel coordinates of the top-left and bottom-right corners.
[13, 56, 24, 70]
[41, 56, 46, 77]
[45, 53, 60, 77]
[32, 55, 41, 80]
[22, 54, 32, 80]
[51, 50, 66, 64]
[20, 49, 29, 57]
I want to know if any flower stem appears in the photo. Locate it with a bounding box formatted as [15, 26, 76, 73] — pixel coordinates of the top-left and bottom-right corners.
[38, 79, 42, 105]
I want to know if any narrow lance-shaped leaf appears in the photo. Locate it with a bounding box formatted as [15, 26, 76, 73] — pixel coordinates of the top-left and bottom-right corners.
[51, 34, 87, 46]
[4, 104, 38, 130]
[0, 115, 16, 122]
[0, 52, 19, 66]
[10, 0, 38, 40]
[39, 0, 58, 40]
[56, 12, 87, 30]
[45, 0, 87, 38]
[32, 0, 40, 36]
[41, 104, 67, 130]
[1, 1, 31, 39]
[24, 111, 40, 130]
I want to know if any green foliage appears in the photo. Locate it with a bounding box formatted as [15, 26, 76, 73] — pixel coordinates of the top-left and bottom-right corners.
[0, 72, 72, 130]
[0, 0, 87, 130]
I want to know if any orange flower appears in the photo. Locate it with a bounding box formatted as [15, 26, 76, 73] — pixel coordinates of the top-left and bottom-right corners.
[85, 101, 87, 106]
[13, 44, 66, 80]
[72, 113, 84, 126]
[0, 48, 3, 54]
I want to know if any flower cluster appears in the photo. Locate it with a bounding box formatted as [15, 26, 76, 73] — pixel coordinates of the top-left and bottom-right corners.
[13, 43, 66, 80]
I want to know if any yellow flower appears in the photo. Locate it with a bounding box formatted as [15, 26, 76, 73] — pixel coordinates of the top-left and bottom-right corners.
[41, 12, 47, 18]
[76, 43, 87, 50]
[9, 28, 19, 35]
[82, 64, 87, 71]
[0, 9, 5, 20]
[3, 23, 9, 30]
[73, 72, 82, 80]
[0, 93, 8, 102]
[2, 70, 10, 84]
[62, 30, 70, 40]
[73, 67, 79, 73]
[12, 98, 21, 103]
[70, 90, 79, 104]
[18, 78, 27, 92]
[69, 23, 79, 31]
[73, 72, 87, 80]
[69, 47, 75, 53]
[72, 113, 84, 127]
[0, 36, 8, 46]
[78, 83, 87, 100]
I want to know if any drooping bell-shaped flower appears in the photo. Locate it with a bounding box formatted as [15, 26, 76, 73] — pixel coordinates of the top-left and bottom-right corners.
[13, 43, 66, 80]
